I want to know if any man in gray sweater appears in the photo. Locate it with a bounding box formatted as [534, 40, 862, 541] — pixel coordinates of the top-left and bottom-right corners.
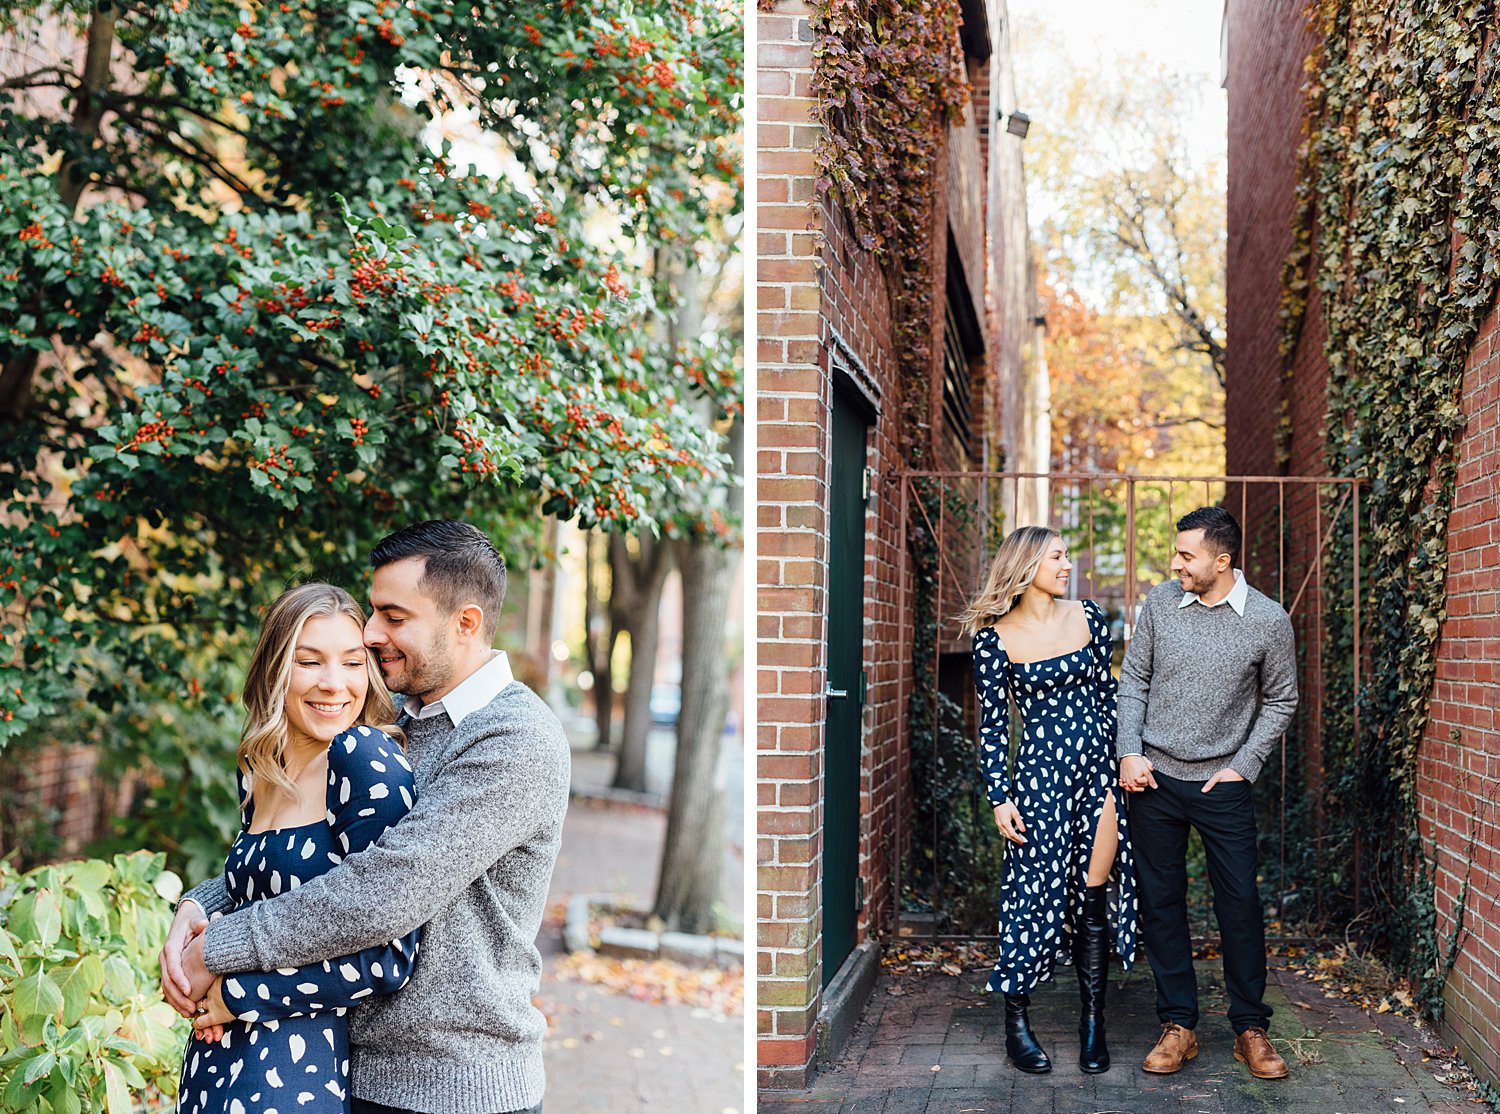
[1117, 507, 1298, 1082]
[159, 520, 570, 1114]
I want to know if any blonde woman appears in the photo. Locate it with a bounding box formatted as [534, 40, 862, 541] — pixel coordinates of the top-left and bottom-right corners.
[959, 525, 1137, 1075]
[175, 583, 420, 1114]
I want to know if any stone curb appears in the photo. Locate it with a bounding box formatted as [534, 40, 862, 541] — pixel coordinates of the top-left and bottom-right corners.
[568, 785, 667, 809]
[561, 891, 743, 970]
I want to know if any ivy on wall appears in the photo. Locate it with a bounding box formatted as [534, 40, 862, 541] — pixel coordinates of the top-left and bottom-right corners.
[1280, 0, 1494, 1008]
[804, 0, 969, 465]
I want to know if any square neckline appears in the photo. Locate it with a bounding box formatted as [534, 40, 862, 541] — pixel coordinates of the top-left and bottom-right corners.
[241, 735, 338, 836]
[979, 600, 1105, 667]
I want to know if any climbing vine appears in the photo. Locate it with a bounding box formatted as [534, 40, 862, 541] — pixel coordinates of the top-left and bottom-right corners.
[805, 0, 970, 464]
[1280, 1, 1496, 1008]
[901, 479, 1007, 934]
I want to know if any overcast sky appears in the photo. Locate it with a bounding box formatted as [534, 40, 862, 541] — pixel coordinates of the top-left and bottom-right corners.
[1008, 0, 1227, 162]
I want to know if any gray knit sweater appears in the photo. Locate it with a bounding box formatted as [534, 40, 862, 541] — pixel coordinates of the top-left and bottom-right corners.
[183, 682, 570, 1114]
[1116, 579, 1299, 782]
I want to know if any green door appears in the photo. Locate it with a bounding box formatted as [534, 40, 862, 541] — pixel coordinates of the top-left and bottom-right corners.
[823, 384, 868, 987]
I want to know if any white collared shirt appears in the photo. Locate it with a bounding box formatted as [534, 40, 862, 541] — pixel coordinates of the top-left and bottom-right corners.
[408, 650, 515, 727]
[1179, 568, 1249, 616]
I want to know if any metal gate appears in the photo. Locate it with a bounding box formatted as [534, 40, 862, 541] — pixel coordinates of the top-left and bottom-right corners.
[892, 470, 1365, 941]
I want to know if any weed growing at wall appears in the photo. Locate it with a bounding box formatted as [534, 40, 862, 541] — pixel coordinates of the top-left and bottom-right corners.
[1280, 0, 1494, 1012]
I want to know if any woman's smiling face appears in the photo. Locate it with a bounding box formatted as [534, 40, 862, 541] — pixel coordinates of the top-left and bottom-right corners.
[1031, 539, 1073, 597]
[282, 613, 371, 748]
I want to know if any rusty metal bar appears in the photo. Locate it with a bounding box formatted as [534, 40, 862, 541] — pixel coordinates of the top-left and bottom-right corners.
[1353, 481, 1362, 918]
[904, 469, 1361, 485]
[893, 475, 912, 933]
[1087, 478, 1095, 600]
[1278, 482, 1286, 607]
[1125, 478, 1137, 635]
[1277, 480, 1286, 918]
[1240, 482, 1249, 569]
[909, 484, 969, 634]
[895, 469, 1367, 945]
[1285, 486, 1353, 618]
[901, 932, 1344, 946]
[933, 482, 946, 914]
[1313, 486, 1324, 921]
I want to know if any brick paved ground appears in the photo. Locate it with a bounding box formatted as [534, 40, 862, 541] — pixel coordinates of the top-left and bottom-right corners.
[538, 735, 746, 1114]
[759, 957, 1492, 1113]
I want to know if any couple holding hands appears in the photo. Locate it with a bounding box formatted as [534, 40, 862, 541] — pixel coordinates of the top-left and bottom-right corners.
[156, 520, 570, 1114]
[961, 506, 1299, 1080]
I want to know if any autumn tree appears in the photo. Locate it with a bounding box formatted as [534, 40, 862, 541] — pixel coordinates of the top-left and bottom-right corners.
[1013, 34, 1226, 477]
[0, 3, 742, 868]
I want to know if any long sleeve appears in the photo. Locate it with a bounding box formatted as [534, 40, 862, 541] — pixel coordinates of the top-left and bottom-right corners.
[218, 727, 422, 1020]
[1115, 592, 1155, 759]
[1229, 612, 1300, 782]
[201, 701, 570, 975]
[1086, 600, 1118, 717]
[179, 875, 234, 918]
[973, 629, 1014, 807]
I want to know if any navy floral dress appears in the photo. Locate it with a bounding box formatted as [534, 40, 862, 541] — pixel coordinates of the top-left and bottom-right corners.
[973, 600, 1138, 994]
[177, 726, 421, 1114]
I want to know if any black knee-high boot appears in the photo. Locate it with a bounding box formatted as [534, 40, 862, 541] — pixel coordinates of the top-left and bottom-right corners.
[1004, 993, 1051, 1073]
[1076, 883, 1110, 1073]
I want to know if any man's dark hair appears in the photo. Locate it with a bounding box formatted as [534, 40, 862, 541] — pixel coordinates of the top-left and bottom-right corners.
[1176, 506, 1241, 566]
[371, 520, 507, 639]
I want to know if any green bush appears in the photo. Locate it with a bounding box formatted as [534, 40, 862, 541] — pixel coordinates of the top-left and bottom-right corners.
[0, 852, 188, 1113]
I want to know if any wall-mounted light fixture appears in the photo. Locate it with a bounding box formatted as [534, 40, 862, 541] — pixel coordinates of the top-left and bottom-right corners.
[1005, 111, 1031, 138]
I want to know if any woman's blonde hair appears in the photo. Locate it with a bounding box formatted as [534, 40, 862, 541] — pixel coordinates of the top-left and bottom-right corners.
[956, 525, 1062, 636]
[239, 582, 403, 802]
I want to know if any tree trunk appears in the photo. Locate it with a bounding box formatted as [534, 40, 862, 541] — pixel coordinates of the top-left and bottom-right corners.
[609, 532, 671, 792]
[651, 535, 736, 932]
[583, 529, 617, 750]
[653, 414, 742, 933]
[1, 4, 116, 420]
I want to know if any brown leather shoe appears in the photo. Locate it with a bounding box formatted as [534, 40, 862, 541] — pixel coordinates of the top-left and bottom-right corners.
[1234, 1027, 1289, 1079]
[1142, 1022, 1198, 1073]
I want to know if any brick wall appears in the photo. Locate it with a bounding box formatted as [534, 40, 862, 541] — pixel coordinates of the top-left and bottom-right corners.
[756, 2, 827, 1084]
[1224, 0, 1334, 856]
[1226, 0, 1500, 1086]
[0, 744, 117, 861]
[1421, 310, 1500, 1084]
[757, 0, 998, 1089]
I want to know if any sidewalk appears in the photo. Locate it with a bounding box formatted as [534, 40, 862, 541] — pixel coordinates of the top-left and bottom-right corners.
[536, 736, 745, 1114]
[760, 955, 1493, 1113]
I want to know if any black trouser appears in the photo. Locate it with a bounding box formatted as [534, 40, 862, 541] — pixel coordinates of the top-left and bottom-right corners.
[352, 1100, 542, 1114]
[1128, 770, 1271, 1034]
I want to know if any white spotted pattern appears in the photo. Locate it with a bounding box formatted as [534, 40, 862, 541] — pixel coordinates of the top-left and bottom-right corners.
[176, 727, 420, 1114]
[973, 600, 1139, 995]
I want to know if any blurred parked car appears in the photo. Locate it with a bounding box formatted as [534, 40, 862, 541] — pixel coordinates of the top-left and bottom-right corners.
[649, 684, 681, 727]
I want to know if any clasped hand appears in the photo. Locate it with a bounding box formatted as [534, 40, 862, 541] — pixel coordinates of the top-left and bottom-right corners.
[158, 907, 235, 1041]
[1119, 754, 1156, 793]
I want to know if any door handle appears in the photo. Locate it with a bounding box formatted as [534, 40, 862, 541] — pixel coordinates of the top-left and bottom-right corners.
[824, 685, 848, 699]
